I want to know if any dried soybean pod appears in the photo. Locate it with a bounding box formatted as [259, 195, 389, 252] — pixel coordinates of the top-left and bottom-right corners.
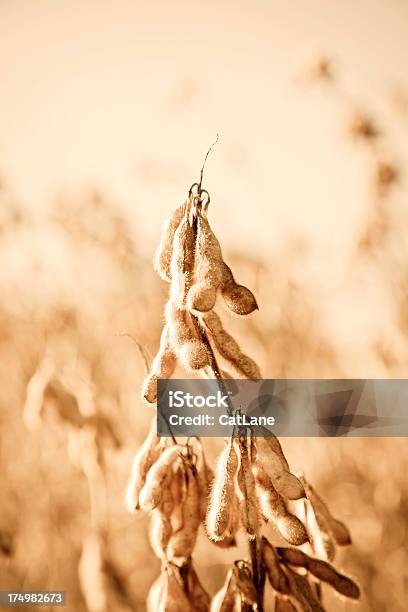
[210, 569, 238, 612]
[253, 466, 308, 546]
[202, 311, 261, 379]
[236, 441, 261, 536]
[262, 537, 291, 595]
[220, 262, 258, 316]
[283, 566, 325, 612]
[139, 445, 182, 512]
[154, 203, 185, 282]
[186, 563, 211, 612]
[170, 214, 196, 306]
[252, 425, 290, 470]
[166, 301, 211, 371]
[275, 597, 297, 612]
[206, 441, 239, 541]
[195, 440, 214, 521]
[142, 326, 177, 404]
[301, 476, 351, 546]
[307, 559, 360, 599]
[277, 548, 360, 600]
[254, 437, 305, 500]
[167, 466, 201, 558]
[187, 215, 224, 313]
[205, 475, 238, 547]
[126, 419, 160, 512]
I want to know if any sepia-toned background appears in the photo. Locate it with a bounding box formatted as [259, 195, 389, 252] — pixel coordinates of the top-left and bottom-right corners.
[1, 1, 407, 610]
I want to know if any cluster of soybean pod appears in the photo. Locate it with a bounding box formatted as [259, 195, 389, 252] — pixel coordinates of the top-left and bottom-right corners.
[126, 185, 360, 611]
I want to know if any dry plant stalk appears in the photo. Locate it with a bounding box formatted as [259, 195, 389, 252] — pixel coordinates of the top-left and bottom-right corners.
[127, 163, 360, 611]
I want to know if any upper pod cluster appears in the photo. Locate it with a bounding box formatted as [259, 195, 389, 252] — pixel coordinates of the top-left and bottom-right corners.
[154, 198, 258, 316]
[142, 195, 261, 404]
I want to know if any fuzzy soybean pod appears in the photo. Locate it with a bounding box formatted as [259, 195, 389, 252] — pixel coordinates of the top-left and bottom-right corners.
[252, 426, 290, 470]
[206, 441, 239, 541]
[142, 326, 177, 404]
[255, 437, 305, 500]
[253, 466, 308, 546]
[170, 214, 197, 306]
[220, 262, 258, 316]
[202, 311, 261, 379]
[126, 419, 161, 512]
[195, 443, 215, 521]
[205, 481, 239, 548]
[139, 445, 182, 512]
[261, 537, 291, 595]
[186, 563, 211, 612]
[154, 203, 185, 282]
[210, 569, 239, 612]
[166, 301, 211, 371]
[236, 441, 262, 537]
[187, 214, 224, 313]
[301, 476, 351, 546]
[277, 548, 360, 600]
[167, 466, 201, 559]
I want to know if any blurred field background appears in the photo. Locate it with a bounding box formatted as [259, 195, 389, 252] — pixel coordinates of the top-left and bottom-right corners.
[1, 1, 408, 610]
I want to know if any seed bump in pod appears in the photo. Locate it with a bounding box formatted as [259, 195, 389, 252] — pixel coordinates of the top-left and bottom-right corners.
[139, 445, 182, 512]
[253, 466, 308, 546]
[202, 311, 261, 379]
[220, 262, 258, 316]
[255, 438, 305, 500]
[142, 326, 177, 404]
[166, 302, 211, 371]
